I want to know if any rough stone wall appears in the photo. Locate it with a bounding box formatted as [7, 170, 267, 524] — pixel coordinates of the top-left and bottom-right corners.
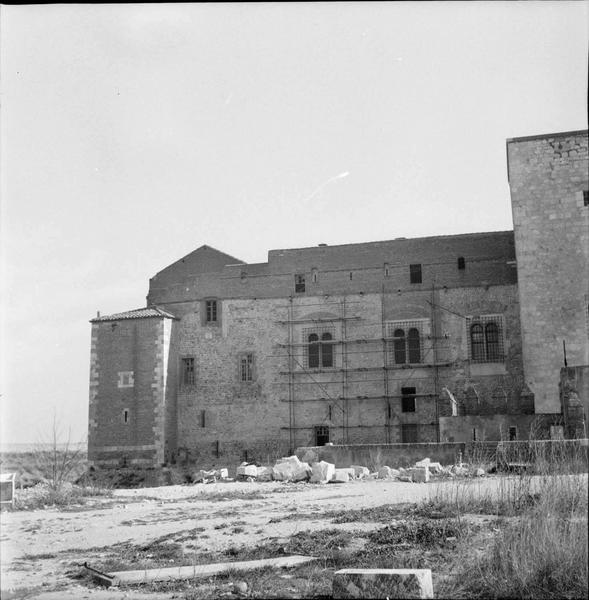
[157, 280, 526, 467]
[88, 317, 173, 467]
[439, 414, 541, 442]
[560, 365, 589, 438]
[508, 131, 589, 413]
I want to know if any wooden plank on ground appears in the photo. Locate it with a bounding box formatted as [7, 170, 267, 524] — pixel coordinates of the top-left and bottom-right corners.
[105, 555, 318, 585]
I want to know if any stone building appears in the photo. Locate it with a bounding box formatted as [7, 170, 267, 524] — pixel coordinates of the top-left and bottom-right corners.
[88, 129, 588, 468]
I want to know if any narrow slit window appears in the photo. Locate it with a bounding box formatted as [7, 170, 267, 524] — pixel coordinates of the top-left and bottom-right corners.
[123, 409, 129, 424]
[584, 190, 589, 206]
[201, 410, 206, 428]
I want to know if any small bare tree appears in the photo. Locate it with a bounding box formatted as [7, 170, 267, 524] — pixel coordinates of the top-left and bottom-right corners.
[34, 414, 86, 492]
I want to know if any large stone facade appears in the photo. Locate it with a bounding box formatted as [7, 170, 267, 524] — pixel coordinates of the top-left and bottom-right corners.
[507, 130, 589, 413]
[88, 129, 588, 468]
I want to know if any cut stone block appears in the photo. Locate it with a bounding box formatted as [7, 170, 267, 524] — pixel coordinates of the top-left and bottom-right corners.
[427, 462, 443, 474]
[414, 457, 431, 468]
[236, 464, 258, 478]
[310, 460, 335, 483]
[377, 466, 393, 479]
[407, 467, 430, 483]
[256, 466, 273, 481]
[332, 568, 433, 599]
[217, 468, 229, 479]
[332, 469, 350, 483]
[351, 465, 370, 479]
[272, 456, 311, 482]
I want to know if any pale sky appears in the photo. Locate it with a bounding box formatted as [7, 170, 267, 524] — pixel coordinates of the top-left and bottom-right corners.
[1, 2, 587, 445]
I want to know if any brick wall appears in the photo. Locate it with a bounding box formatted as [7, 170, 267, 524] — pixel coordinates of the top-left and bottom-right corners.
[88, 316, 173, 467]
[147, 231, 516, 306]
[508, 130, 589, 413]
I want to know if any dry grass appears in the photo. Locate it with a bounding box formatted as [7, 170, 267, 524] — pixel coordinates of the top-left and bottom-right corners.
[435, 443, 588, 599]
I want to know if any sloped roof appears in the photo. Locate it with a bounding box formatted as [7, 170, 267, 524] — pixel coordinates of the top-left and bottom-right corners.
[90, 306, 177, 323]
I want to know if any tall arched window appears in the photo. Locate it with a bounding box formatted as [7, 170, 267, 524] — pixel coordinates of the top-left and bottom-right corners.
[321, 332, 333, 367]
[485, 322, 500, 360]
[393, 329, 406, 364]
[407, 328, 421, 363]
[308, 333, 319, 368]
[470, 324, 485, 361]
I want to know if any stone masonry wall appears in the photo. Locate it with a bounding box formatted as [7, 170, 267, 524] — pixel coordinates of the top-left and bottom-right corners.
[159, 281, 526, 469]
[508, 131, 589, 413]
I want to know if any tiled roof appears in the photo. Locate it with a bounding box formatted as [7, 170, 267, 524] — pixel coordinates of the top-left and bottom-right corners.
[90, 306, 177, 323]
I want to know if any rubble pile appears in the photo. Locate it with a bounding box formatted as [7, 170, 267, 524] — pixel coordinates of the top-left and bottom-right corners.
[193, 455, 487, 485]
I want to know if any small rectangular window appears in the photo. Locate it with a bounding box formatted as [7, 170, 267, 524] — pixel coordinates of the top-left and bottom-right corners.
[401, 387, 416, 412]
[509, 426, 517, 441]
[315, 425, 330, 446]
[410, 264, 422, 284]
[205, 300, 217, 322]
[457, 257, 465, 270]
[182, 357, 195, 385]
[401, 424, 418, 443]
[240, 354, 254, 382]
[295, 274, 306, 293]
[117, 371, 134, 388]
[584, 190, 589, 206]
[472, 428, 477, 441]
[384, 263, 390, 277]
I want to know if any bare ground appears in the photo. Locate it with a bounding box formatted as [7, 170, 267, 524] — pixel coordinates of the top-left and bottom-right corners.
[0, 476, 546, 599]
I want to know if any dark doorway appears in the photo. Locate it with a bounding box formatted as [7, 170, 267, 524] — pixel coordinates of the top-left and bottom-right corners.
[315, 425, 330, 446]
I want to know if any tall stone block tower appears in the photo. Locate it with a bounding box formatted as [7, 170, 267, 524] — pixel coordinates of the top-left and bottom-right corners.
[507, 130, 589, 414]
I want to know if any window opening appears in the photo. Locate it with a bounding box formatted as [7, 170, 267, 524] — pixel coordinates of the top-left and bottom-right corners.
[410, 264, 422, 284]
[321, 332, 333, 367]
[407, 328, 421, 363]
[182, 357, 195, 385]
[308, 333, 320, 368]
[485, 322, 500, 360]
[509, 426, 517, 441]
[401, 387, 416, 412]
[201, 410, 206, 428]
[240, 354, 254, 381]
[384, 263, 390, 277]
[312, 268, 318, 283]
[295, 274, 306, 293]
[470, 324, 485, 361]
[393, 329, 406, 364]
[457, 256, 465, 270]
[584, 190, 589, 206]
[472, 428, 477, 441]
[123, 409, 129, 424]
[467, 316, 505, 362]
[315, 426, 330, 446]
[206, 300, 217, 322]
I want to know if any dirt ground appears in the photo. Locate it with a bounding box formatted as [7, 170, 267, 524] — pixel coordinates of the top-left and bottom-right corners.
[0, 476, 539, 599]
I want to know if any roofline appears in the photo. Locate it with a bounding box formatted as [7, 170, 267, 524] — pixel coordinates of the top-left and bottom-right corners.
[269, 230, 514, 255]
[152, 244, 245, 279]
[90, 307, 178, 323]
[506, 129, 588, 144]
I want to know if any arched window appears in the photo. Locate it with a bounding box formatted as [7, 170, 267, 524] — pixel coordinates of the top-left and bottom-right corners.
[393, 329, 406, 364]
[470, 324, 485, 361]
[407, 328, 421, 363]
[485, 322, 500, 359]
[308, 333, 319, 368]
[321, 332, 333, 367]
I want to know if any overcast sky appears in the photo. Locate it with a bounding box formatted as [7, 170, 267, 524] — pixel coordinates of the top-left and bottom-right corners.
[1, 2, 587, 445]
